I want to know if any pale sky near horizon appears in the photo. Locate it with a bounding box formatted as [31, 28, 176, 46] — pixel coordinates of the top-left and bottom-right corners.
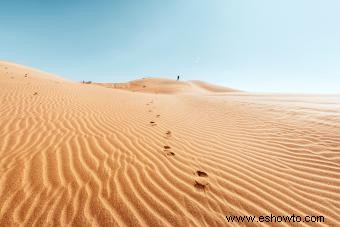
[1, 0, 340, 93]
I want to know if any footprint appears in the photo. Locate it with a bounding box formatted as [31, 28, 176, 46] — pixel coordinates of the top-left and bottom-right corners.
[165, 151, 175, 156]
[33, 92, 38, 95]
[150, 121, 157, 126]
[196, 170, 208, 177]
[163, 145, 174, 156]
[194, 180, 209, 191]
[156, 114, 160, 118]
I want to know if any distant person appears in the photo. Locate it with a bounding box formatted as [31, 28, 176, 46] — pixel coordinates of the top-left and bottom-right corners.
[177, 75, 180, 81]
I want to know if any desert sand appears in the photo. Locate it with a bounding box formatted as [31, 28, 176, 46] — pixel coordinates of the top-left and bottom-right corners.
[0, 61, 340, 226]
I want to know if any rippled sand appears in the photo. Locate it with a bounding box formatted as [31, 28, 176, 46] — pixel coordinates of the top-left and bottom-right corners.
[1, 61, 339, 226]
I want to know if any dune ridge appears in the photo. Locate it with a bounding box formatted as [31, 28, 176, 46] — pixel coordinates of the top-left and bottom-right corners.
[94, 77, 239, 94]
[1, 61, 340, 226]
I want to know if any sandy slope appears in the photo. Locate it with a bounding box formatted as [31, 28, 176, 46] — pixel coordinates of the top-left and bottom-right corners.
[93, 77, 238, 94]
[0, 61, 340, 226]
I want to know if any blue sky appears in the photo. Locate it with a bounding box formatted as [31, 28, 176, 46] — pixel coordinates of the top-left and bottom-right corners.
[1, 0, 340, 93]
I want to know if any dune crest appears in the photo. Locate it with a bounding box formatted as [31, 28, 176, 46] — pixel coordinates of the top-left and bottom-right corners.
[1, 62, 340, 226]
[94, 77, 239, 94]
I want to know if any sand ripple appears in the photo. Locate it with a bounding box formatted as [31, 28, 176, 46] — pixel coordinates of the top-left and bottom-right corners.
[1, 62, 340, 226]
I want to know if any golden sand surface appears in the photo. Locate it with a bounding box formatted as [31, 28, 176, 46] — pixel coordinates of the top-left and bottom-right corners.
[1, 61, 339, 226]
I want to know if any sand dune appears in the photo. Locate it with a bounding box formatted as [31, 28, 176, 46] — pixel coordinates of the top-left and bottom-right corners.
[94, 77, 238, 94]
[1, 61, 340, 226]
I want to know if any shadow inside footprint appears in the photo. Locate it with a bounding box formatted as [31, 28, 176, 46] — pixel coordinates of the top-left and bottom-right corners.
[156, 114, 160, 118]
[196, 170, 208, 177]
[166, 152, 175, 156]
[163, 145, 171, 150]
[33, 92, 38, 95]
[194, 180, 208, 190]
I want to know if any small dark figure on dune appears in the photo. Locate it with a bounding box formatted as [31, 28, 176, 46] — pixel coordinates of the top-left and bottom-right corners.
[177, 75, 180, 81]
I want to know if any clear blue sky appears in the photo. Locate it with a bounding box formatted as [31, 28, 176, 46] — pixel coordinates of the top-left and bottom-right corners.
[1, 0, 340, 93]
